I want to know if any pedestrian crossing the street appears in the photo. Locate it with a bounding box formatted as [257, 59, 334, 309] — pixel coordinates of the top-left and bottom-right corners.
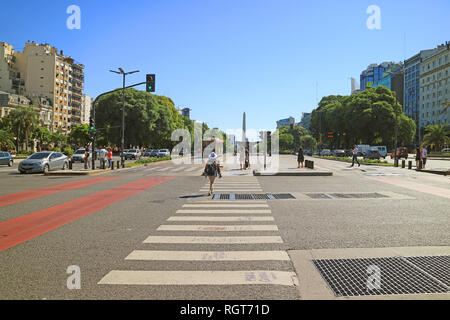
[98, 177, 299, 296]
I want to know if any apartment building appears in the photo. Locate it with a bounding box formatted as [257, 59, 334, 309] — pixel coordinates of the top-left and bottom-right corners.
[0, 41, 84, 134]
[419, 42, 450, 128]
[81, 94, 93, 124]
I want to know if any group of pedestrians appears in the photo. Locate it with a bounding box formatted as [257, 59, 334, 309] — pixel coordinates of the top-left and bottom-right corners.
[83, 146, 113, 170]
[415, 146, 428, 169]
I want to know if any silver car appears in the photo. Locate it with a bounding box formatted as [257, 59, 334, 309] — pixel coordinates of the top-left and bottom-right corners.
[18, 151, 69, 174]
[157, 149, 170, 158]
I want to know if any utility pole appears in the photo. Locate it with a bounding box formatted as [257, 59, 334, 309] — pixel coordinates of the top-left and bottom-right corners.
[110, 68, 140, 167]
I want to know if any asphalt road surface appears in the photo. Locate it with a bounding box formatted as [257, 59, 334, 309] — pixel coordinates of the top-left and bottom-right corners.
[0, 156, 449, 300]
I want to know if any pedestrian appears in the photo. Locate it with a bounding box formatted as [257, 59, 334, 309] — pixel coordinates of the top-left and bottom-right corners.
[421, 146, 428, 169]
[415, 146, 421, 168]
[107, 147, 113, 169]
[203, 152, 222, 196]
[245, 148, 250, 170]
[84, 147, 90, 169]
[99, 146, 107, 169]
[239, 148, 245, 170]
[297, 147, 304, 168]
[350, 144, 360, 167]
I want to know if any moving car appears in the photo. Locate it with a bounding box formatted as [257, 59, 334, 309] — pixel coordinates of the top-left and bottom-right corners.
[125, 149, 142, 160]
[357, 145, 371, 156]
[18, 151, 69, 174]
[0, 152, 13, 167]
[157, 149, 171, 158]
[304, 149, 313, 156]
[390, 147, 408, 159]
[332, 149, 346, 157]
[363, 150, 382, 160]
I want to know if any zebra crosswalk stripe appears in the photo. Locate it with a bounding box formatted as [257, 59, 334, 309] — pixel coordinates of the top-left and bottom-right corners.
[125, 250, 290, 261]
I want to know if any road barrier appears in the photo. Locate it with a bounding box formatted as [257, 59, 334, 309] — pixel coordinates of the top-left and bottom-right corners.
[111, 161, 114, 170]
[305, 160, 314, 169]
[408, 161, 412, 170]
[402, 160, 405, 168]
[69, 160, 73, 170]
[117, 160, 120, 169]
[418, 160, 423, 170]
[394, 158, 399, 167]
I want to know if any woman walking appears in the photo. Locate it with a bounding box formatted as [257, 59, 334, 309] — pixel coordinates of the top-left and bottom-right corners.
[203, 152, 222, 196]
[107, 147, 113, 169]
[415, 146, 421, 168]
[297, 147, 305, 168]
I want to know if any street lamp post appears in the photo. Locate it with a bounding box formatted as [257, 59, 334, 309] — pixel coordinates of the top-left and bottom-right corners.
[109, 68, 139, 167]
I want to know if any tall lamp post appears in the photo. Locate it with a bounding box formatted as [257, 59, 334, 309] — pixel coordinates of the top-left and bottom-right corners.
[109, 68, 139, 166]
[386, 69, 404, 164]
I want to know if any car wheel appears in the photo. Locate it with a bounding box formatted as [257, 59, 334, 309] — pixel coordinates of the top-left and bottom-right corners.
[43, 164, 49, 174]
[8, 160, 13, 167]
[19, 170, 25, 174]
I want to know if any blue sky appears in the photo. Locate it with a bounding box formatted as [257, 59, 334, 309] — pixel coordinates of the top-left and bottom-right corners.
[1, 0, 449, 133]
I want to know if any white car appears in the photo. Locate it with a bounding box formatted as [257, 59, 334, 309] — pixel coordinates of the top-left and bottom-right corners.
[441, 148, 450, 153]
[157, 149, 170, 158]
[72, 149, 86, 162]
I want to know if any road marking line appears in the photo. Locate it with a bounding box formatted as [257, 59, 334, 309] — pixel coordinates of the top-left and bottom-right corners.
[125, 250, 290, 261]
[0, 176, 120, 208]
[182, 204, 269, 208]
[168, 216, 275, 222]
[185, 167, 201, 172]
[157, 225, 279, 231]
[176, 209, 272, 214]
[0, 177, 173, 251]
[156, 167, 173, 172]
[98, 270, 298, 286]
[143, 236, 283, 244]
[171, 166, 188, 172]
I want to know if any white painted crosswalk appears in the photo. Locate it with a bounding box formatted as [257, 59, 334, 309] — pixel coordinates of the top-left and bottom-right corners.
[98, 177, 299, 293]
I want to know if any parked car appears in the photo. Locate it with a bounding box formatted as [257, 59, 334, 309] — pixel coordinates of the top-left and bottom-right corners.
[304, 149, 312, 156]
[18, 151, 69, 174]
[125, 149, 142, 160]
[0, 152, 13, 167]
[390, 147, 408, 159]
[157, 149, 171, 158]
[319, 149, 332, 156]
[332, 149, 346, 157]
[441, 148, 450, 153]
[150, 149, 159, 157]
[357, 145, 371, 156]
[120, 149, 130, 158]
[363, 150, 382, 160]
[72, 148, 87, 163]
[143, 149, 153, 157]
[344, 149, 353, 157]
[370, 146, 387, 158]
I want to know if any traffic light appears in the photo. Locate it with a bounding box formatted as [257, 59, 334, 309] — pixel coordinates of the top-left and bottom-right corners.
[89, 118, 95, 131]
[146, 74, 156, 93]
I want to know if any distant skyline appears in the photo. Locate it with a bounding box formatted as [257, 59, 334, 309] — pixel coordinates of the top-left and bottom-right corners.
[1, 0, 449, 132]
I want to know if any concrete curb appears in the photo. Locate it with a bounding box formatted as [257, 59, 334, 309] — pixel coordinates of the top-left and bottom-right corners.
[417, 169, 450, 176]
[253, 170, 333, 176]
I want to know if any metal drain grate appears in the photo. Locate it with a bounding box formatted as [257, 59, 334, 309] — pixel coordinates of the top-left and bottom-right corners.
[213, 194, 296, 200]
[306, 193, 389, 199]
[406, 256, 450, 287]
[312, 257, 449, 297]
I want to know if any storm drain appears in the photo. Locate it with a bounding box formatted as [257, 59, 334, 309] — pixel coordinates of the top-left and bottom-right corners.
[306, 193, 389, 199]
[312, 257, 449, 297]
[213, 194, 295, 200]
[405, 256, 450, 287]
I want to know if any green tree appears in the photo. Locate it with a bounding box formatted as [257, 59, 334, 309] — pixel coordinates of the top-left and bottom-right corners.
[69, 124, 91, 148]
[2, 106, 39, 151]
[33, 127, 52, 151]
[422, 124, 450, 150]
[0, 129, 15, 151]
